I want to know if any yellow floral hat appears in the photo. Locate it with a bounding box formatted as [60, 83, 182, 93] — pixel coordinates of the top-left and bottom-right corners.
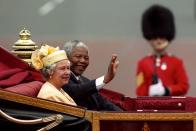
[31, 45, 68, 70]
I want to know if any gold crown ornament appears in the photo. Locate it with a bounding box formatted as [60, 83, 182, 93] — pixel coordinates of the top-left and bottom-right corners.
[12, 28, 38, 64]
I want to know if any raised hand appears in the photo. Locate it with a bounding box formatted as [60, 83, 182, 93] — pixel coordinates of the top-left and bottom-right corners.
[103, 54, 119, 84]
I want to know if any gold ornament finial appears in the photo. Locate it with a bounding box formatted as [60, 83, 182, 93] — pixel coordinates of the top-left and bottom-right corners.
[19, 28, 31, 40]
[12, 28, 38, 64]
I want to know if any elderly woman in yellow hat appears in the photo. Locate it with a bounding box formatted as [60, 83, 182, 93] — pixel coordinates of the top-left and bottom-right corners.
[31, 45, 76, 106]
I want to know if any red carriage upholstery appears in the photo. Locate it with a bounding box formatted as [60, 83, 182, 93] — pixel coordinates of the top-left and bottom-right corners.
[0, 47, 44, 97]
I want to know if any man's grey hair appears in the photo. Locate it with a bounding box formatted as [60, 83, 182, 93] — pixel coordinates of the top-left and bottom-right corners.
[64, 40, 89, 58]
[41, 63, 56, 80]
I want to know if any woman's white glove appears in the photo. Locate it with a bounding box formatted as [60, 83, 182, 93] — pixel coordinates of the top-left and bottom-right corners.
[149, 79, 165, 96]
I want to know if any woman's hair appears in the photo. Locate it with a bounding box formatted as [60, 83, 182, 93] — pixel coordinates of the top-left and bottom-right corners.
[64, 40, 88, 58]
[40, 63, 56, 80]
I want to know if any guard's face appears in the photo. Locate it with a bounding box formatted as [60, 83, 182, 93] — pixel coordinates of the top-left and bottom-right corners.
[69, 46, 89, 76]
[50, 59, 71, 87]
[149, 38, 169, 53]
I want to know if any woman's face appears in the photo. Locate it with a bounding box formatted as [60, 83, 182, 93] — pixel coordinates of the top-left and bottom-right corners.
[149, 38, 169, 53]
[49, 59, 71, 88]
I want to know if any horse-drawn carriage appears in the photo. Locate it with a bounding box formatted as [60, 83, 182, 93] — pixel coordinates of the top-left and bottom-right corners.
[1, 47, 196, 131]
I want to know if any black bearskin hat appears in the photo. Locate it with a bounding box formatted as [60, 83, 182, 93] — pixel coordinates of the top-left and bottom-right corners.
[142, 5, 175, 41]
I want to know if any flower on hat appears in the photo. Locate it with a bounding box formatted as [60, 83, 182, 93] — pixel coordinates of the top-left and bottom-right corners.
[39, 45, 59, 56]
[31, 45, 59, 70]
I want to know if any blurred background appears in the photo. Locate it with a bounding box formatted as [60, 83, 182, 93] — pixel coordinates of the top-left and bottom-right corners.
[1, 0, 196, 97]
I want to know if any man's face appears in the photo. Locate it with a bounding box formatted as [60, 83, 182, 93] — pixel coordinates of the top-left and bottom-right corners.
[69, 46, 89, 76]
[149, 38, 169, 53]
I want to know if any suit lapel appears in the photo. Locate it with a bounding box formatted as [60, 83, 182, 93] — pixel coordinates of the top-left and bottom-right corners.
[70, 73, 79, 83]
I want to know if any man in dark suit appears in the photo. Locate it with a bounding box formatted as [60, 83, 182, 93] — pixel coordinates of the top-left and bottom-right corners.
[63, 40, 123, 111]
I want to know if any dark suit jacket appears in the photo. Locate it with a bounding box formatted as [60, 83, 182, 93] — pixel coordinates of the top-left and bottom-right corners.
[63, 74, 122, 111]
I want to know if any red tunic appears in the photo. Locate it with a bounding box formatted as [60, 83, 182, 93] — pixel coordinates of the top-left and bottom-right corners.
[136, 54, 189, 96]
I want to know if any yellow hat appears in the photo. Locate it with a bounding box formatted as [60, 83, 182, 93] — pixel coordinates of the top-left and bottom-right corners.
[31, 45, 68, 70]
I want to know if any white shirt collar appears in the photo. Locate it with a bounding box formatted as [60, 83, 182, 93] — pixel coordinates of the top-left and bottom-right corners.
[71, 72, 81, 80]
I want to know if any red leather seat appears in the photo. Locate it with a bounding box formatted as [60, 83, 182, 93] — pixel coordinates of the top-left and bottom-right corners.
[0, 47, 44, 97]
[3, 81, 43, 97]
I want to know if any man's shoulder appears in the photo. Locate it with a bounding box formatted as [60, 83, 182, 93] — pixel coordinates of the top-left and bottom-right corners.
[138, 54, 153, 64]
[68, 74, 91, 83]
[165, 53, 183, 63]
[80, 75, 90, 82]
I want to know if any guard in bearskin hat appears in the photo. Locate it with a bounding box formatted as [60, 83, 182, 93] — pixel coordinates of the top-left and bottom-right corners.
[136, 4, 189, 96]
